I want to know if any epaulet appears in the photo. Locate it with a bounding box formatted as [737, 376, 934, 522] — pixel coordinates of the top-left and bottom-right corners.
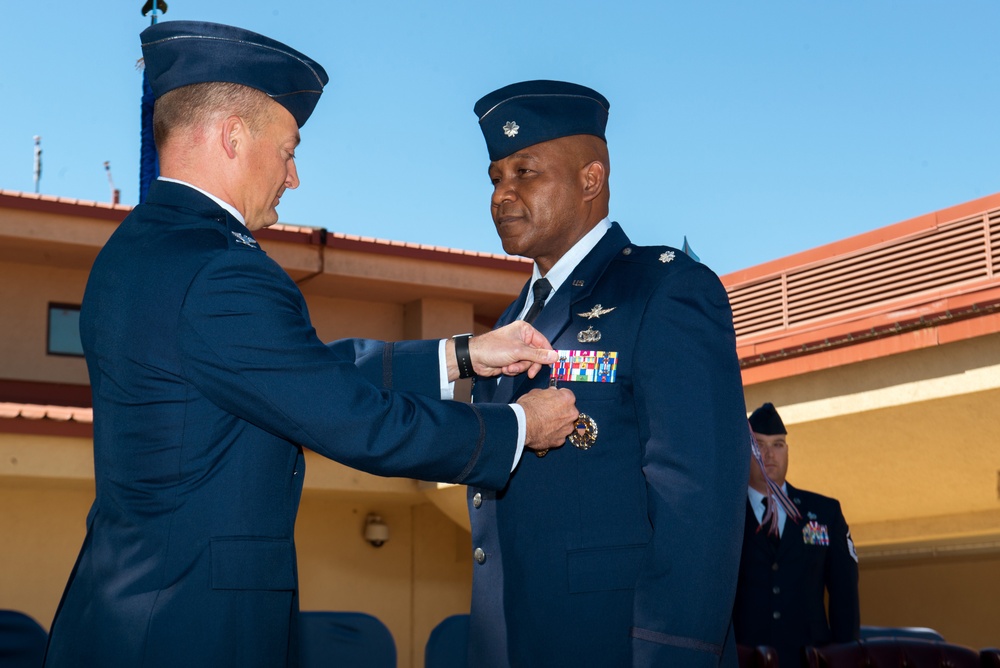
[618, 244, 689, 268]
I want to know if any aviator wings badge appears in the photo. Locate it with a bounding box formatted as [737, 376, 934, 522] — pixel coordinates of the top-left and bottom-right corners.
[577, 304, 616, 320]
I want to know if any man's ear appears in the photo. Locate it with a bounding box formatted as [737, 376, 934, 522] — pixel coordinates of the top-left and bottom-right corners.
[221, 115, 245, 159]
[581, 160, 606, 202]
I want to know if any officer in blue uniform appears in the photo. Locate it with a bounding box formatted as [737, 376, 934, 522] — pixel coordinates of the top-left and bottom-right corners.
[734, 403, 860, 667]
[43, 23, 578, 668]
[466, 80, 750, 667]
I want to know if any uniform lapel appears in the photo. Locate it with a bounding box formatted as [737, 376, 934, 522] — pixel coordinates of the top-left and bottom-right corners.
[548, 222, 630, 345]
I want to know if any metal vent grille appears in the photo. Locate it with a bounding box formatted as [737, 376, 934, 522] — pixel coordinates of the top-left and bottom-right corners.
[729, 276, 784, 336]
[729, 211, 999, 338]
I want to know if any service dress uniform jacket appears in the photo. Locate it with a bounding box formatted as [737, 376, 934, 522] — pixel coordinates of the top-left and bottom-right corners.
[44, 180, 518, 668]
[733, 482, 860, 667]
[467, 223, 750, 667]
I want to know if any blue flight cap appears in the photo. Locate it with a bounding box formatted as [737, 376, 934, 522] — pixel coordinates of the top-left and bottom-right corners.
[140, 20, 329, 128]
[474, 80, 610, 161]
[748, 402, 787, 436]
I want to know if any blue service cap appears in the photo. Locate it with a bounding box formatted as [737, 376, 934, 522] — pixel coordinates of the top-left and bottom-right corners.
[474, 80, 610, 161]
[749, 402, 787, 436]
[140, 20, 329, 128]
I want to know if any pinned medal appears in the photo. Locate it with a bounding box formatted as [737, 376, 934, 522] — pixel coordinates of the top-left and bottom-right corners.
[569, 413, 598, 450]
[577, 326, 601, 343]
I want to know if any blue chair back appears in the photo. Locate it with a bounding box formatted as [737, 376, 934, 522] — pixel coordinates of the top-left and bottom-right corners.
[860, 625, 945, 641]
[425, 614, 469, 668]
[299, 611, 395, 668]
[0, 610, 48, 668]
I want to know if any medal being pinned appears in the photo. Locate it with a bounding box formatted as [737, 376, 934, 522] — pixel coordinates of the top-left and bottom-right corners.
[569, 414, 598, 450]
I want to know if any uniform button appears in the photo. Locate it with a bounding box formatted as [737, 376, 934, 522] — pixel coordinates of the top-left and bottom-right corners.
[772, 586, 780, 594]
[473, 493, 482, 508]
[773, 611, 781, 620]
[622, 247, 633, 256]
[772, 562, 779, 571]
[474, 547, 486, 564]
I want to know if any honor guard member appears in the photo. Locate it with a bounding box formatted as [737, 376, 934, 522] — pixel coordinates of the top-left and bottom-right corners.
[734, 403, 860, 667]
[466, 80, 751, 667]
[43, 23, 578, 668]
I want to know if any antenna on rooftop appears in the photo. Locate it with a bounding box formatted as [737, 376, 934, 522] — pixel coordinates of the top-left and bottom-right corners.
[33, 136, 42, 194]
[104, 161, 121, 204]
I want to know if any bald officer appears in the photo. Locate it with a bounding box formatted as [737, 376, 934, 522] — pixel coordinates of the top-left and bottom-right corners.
[43, 22, 577, 668]
[733, 403, 860, 666]
[465, 80, 751, 667]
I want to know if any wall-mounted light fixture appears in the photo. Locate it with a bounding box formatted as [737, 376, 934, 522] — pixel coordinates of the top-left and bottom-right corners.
[364, 513, 389, 548]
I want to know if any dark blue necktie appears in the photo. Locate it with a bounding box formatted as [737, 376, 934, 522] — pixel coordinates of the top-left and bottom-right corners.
[522, 278, 552, 324]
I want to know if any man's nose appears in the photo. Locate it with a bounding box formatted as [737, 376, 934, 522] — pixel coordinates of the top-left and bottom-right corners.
[286, 160, 300, 190]
[491, 179, 516, 208]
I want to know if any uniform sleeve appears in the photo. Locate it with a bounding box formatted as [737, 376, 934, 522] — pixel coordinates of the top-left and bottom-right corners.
[325, 337, 442, 397]
[176, 251, 518, 489]
[630, 262, 750, 667]
[825, 500, 861, 642]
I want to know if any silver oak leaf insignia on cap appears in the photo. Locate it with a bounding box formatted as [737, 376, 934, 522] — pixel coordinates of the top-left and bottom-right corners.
[503, 121, 519, 137]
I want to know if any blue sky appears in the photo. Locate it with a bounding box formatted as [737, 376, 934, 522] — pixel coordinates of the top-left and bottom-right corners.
[3, 1, 1000, 276]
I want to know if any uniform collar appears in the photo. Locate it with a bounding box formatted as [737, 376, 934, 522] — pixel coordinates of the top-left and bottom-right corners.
[531, 217, 612, 293]
[157, 177, 246, 225]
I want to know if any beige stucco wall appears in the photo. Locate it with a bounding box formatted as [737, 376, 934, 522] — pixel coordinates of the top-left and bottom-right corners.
[860, 553, 1000, 648]
[0, 261, 90, 385]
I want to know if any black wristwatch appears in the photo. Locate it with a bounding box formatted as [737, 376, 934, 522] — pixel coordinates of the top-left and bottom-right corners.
[453, 334, 474, 379]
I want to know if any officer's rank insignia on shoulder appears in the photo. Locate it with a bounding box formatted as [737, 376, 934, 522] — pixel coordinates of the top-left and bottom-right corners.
[231, 231, 259, 248]
[659, 251, 675, 263]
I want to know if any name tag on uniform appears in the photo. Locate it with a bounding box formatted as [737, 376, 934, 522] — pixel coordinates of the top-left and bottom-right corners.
[553, 350, 618, 383]
[802, 521, 829, 546]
